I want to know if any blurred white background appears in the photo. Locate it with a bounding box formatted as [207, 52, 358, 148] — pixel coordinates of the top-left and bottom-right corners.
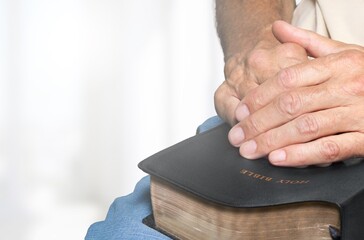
[0, 0, 224, 239]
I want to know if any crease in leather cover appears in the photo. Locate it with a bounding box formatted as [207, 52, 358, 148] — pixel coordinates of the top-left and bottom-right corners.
[138, 123, 364, 240]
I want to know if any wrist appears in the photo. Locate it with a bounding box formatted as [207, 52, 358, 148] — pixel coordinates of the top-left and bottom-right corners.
[224, 24, 280, 62]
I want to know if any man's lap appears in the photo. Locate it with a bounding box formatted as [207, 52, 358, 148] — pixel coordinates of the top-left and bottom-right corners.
[85, 116, 224, 240]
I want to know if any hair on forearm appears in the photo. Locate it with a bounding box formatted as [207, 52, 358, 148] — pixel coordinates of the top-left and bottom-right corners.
[215, 0, 296, 58]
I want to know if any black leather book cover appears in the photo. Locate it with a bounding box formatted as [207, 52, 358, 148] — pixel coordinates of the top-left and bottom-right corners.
[138, 123, 364, 240]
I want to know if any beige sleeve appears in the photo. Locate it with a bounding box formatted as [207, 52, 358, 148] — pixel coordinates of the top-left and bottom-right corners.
[292, 0, 364, 45]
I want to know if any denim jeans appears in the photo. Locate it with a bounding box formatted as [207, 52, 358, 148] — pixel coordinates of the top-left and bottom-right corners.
[85, 116, 224, 240]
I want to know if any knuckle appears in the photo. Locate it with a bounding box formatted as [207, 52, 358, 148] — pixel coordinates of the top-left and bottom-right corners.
[228, 65, 244, 84]
[246, 49, 268, 69]
[263, 131, 276, 150]
[277, 68, 298, 89]
[224, 56, 239, 77]
[333, 50, 364, 74]
[275, 91, 302, 118]
[319, 140, 340, 162]
[246, 116, 264, 135]
[224, 54, 247, 84]
[245, 89, 265, 110]
[343, 75, 364, 96]
[296, 114, 319, 136]
[337, 50, 364, 96]
[341, 49, 364, 64]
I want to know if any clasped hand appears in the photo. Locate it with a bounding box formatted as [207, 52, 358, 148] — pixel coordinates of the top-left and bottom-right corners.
[227, 21, 364, 167]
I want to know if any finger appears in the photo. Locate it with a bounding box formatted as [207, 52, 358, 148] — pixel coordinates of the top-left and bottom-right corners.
[272, 20, 344, 57]
[235, 43, 308, 122]
[240, 56, 332, 115]
[272, 20, 364, 58]
[237, 81, 346, 142]
[238, 107, 350, 159]
[214, 82, 240, 126]
[268, 132, 364, 167]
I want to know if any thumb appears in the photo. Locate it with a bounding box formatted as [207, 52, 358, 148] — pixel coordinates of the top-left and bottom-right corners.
[272, 20, 344, 58]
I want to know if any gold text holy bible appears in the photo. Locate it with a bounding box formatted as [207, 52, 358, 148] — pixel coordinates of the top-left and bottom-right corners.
[139, 124, 364, 240]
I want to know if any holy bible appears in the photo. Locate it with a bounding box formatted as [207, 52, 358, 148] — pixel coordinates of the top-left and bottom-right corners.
[138, 123, 364, 240]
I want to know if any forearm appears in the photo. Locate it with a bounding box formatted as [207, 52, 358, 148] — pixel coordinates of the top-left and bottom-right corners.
[216, 0, 296, 60]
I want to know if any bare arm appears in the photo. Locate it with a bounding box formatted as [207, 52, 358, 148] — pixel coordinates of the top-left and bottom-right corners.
[216, 0, 296, 60]
[214, 0, 306, 126]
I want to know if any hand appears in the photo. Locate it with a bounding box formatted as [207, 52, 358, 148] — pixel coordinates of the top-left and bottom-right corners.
[228, 20, 364, 167]
[214, 27, 308, 126]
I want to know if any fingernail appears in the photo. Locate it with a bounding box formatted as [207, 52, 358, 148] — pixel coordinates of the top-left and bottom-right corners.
[228, 126, 245, 146]
[269, 150, 286, 163]
[236, 104, 250, 121]
[240, 140, 257, 157]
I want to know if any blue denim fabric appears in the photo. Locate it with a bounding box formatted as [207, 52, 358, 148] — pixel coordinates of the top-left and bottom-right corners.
[196, 115, 225, 134]
[85, 116, 224, 240]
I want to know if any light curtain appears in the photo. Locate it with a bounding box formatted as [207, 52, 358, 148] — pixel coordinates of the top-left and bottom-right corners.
[0, 0, 223, 239]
